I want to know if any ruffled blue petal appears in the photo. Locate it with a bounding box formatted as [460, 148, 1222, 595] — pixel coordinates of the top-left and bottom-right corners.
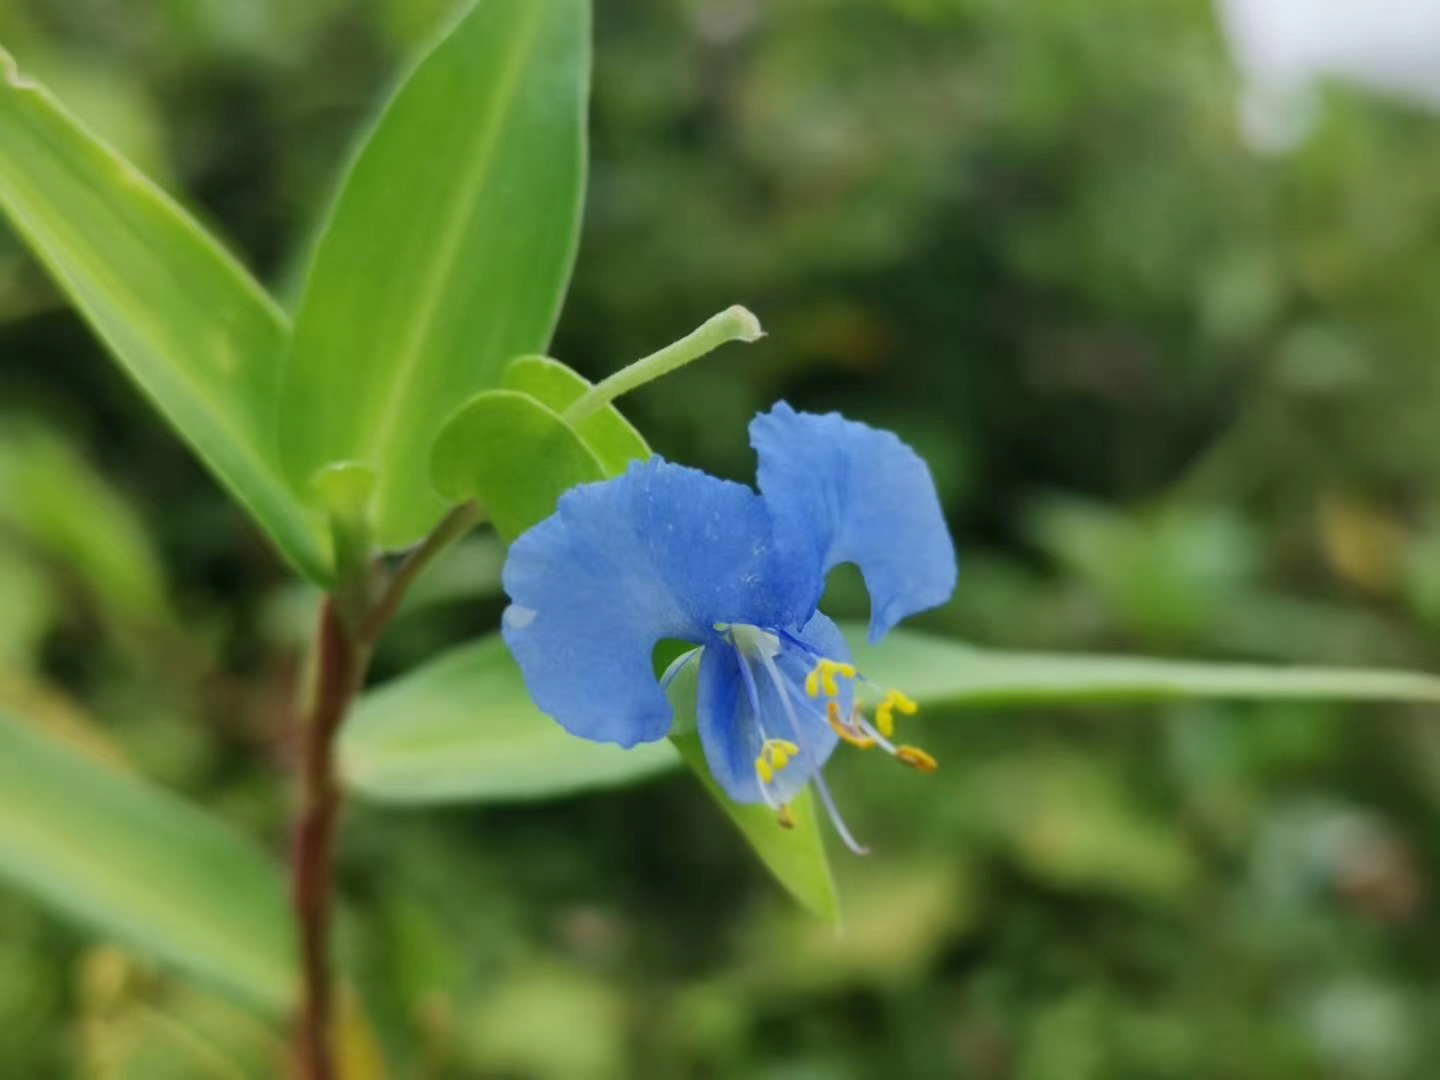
[752, 403, 957, 642]
[695, 613, 847, 803]
[502, 458, 803, 747]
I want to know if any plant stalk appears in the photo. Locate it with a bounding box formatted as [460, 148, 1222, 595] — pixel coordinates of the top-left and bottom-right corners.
[290, 501, 480, 1078]
[292, 596, 366, 1080]
[360, 501, 483, 645]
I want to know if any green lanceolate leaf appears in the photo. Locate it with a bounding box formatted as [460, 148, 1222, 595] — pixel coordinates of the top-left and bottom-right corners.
[339, 635, 678, 803]
[503, 355, 651, 475]
[850, 627, 1440, 708]
[665, 655, 839, 923]
[0, 714, 292, 1014]
[358, 593, 1440, 919]
[0, 51, 327, 582]
[431, 390, 605, 541]
[345, 627, 1440, 876]
[279, 0, 591, 549]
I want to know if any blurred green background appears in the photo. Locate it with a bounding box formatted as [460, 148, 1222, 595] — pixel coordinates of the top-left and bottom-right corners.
[4, 0, 1440, 1076]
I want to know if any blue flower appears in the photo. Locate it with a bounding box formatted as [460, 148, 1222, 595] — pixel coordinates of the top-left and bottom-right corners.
[501, 403, 957, 850]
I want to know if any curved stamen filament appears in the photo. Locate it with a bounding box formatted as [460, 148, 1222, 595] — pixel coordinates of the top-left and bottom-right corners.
[840, 699, 939, 775]
[827, 701, 876, 748]
[758, 650, 870, 855]
[733, 647, 781, 811]
[725, 625, 934, 844]
[801, 656, 928, 762]
[733, 645, 804, 827]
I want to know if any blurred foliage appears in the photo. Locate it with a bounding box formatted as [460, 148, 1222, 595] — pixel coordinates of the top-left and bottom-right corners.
[3, 0, 1440, 1077]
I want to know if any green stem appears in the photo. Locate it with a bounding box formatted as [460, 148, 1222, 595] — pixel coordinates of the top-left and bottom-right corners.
[290, 499, 482, 1079]
[360, 501, 484, 645]
[291, 597, 363, 1080]
[563, 305, 764, 425]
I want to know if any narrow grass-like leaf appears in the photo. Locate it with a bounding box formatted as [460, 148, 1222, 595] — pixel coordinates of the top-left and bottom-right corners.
[0, 714, 292, 1014]
[344, 623, 1440, 914]
[348, 627, 1440, 806]
[280, 0, 590, 548]
[339, 636, 677, 803]
[0, 51, 326, 581]
[850, 628, 1440, 708]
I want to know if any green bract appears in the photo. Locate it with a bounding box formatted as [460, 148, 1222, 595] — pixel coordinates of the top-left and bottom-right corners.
[502, 355, 650, 475]
[431, 390, 605, 542]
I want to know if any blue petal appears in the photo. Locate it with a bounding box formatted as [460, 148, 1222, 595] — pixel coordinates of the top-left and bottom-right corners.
[752, 403, 957, 642]
[695, 613, 847, 803]
[502, 457, 804, 747]
[695, 645, 754, 799]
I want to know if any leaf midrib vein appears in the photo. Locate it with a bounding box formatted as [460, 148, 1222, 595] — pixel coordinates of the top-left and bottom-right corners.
[356, 2, 551, 494]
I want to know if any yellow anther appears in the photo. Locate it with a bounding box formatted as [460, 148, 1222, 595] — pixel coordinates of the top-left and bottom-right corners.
[876, 702, 895, 738]
[895, 745, 938, 773]
[807, 659, 857, 699]
[777, 804, 796, 829]
[827, 701, 876, 749]
[756, 739, 802, 783]
[875, 689, 919, 737]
